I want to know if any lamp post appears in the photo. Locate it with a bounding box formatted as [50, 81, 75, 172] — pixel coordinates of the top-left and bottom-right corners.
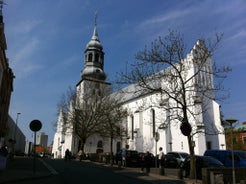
[13, 112, 21, 156]
[225, 118, 237, 184]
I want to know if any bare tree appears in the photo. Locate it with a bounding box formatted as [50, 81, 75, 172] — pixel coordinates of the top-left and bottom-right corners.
[57, 82, 128, 159]
[117, 30, 230, 179]
[97, 93, 128, 164]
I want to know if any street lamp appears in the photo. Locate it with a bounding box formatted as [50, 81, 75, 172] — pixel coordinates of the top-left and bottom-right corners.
[225, 118, 237, 184]
[13, 112, 21, 156]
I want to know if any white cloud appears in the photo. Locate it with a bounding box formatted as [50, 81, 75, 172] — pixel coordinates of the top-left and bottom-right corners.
[9, 37, 43, 78]
[139, 9, 191, 28]
[12, 19, 42, 35]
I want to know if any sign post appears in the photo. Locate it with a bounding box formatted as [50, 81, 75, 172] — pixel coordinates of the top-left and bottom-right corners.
[29, 120, 42, 175]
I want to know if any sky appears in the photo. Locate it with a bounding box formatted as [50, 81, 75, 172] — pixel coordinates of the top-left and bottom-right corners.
[3, 0, 246, 145]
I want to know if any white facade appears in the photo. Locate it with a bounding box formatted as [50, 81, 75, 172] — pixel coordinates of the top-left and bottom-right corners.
[52, 24, 226, 158]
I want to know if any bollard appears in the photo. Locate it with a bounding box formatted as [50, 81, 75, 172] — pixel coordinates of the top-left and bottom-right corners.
[178, 168, 183, 179]
[160, 166, 165, 175]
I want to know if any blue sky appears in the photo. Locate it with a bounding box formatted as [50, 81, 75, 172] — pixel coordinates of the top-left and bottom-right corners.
[3, 0, 246, 144]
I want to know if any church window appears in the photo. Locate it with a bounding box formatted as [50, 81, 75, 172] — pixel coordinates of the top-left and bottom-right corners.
[151, 109, 156, 137]
[97, 140, 103, 148]
[88, 53, 93, 62]
[95, 53, 99, 62]
[206, 141, 212, 149]
[131, 115, 134, 140]
[100, 55, 104, 64]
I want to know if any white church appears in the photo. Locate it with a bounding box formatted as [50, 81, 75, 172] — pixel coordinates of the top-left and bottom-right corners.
[52, 22, 226, 159]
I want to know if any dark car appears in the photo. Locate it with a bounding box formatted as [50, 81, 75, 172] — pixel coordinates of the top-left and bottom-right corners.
[167, 152, 189, 167]
[138, 152, 155, 167]
[115, 149, 139, 166]
[162, 154, 179, 168]
[204, 149, 246, 167]
[181, 155, 225, 179]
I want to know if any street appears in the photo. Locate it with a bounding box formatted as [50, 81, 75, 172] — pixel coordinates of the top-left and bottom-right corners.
[14, 158, 185, 184]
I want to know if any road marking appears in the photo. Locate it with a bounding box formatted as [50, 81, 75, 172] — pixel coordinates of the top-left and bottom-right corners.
[39, 159, 58, 175]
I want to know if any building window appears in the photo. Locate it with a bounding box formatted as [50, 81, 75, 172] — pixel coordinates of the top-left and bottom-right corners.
[100, 55, 104, 65]
[206, 141, 212, 150]
[151, 109, 155, 137]
[88, 53, 93, 62]
[97, 140, 103, 148]
[131, 115, 134, 140]
[95, 53, 99, 62]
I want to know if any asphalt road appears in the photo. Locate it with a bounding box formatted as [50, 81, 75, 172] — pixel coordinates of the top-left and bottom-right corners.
[15, 158, 184, 184]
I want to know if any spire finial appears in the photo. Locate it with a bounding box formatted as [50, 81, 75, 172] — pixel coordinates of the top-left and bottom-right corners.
[94, 11, 98, 26]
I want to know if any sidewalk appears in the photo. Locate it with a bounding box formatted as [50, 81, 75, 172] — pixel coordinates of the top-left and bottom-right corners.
[0, 157, 202, 184]
[0, 156, 51, 184]
[96, 162, 202, 184]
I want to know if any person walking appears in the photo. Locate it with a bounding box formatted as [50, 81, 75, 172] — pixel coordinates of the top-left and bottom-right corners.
[158, 147, 164, 166]
[158, 147, 165, 175]
[121, 149, 126, 167]
[140, 153, 145, 172]
[65, 149, 70, 161]
[78, 150, 83, 161]
[144, 151, 152, 174]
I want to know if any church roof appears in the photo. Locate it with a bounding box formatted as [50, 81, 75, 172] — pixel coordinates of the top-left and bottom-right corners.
[86, 24, 103, 50]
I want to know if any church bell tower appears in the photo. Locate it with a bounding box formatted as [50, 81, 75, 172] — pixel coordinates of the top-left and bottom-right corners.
[81, 17, 106, 81]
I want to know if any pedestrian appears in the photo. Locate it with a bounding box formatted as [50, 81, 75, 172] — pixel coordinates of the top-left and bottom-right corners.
[65, 149, 70, 161]
[140, 153, 145, 172]
[122, 149, 126, 167]
[158, 147, 165, 175]
[0, 145, 8, 157]
[144, 151, 152, 174]
[158, 147, 164, 167]
[78, 150, 83, 161]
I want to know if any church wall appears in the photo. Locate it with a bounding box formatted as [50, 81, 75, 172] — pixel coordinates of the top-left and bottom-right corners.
[51, 25, 226, 159]
[52, 132, 63, 158]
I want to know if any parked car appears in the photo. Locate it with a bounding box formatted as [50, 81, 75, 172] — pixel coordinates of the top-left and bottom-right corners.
[115, 149, 139, 166]
[162, 154, 179, 168]
[204, 149, 246, 167]
[181, 155, 225, 179]
[138, 152, 155, 167]
[167, 152, 189, 167]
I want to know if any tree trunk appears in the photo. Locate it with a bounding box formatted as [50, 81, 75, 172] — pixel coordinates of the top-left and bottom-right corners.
[80, 138, 86, 155]
[188, 135, 195, 179]
[110, 136, 113, 166]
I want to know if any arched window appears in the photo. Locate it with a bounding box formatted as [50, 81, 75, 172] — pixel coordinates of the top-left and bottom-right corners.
[100, 55, 104, 64]
[97, 140, 103, 148]
[131, 115, 134, 140]
[95, 53, 99, 62]
[151, 109, 155, 137]
[88, 53, 93, 62]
